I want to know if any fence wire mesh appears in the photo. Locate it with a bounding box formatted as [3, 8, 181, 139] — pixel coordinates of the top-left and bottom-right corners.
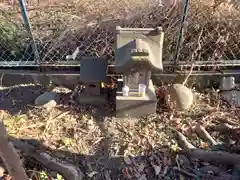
[0, 6, 33, 65]
[0, 0, 239, 66]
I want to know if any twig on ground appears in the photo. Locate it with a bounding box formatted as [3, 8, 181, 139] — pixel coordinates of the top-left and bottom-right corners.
[192, 123, 218, 146]
[198, 165, 220, 175]
[172, 167, 198, 178]
[171, 127, 240, 165]
[169, 127, 196, 150]
[216, 117, 239, 126]
[218, 123, 240, 132]
[190, 148, 240, 165]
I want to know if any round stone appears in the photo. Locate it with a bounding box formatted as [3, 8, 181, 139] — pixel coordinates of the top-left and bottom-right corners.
[166, 84, 194, 110]
[35, 92, 59, 110]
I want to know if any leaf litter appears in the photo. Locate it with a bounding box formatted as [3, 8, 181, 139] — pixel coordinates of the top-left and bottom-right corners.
[1, 85, 240, 179]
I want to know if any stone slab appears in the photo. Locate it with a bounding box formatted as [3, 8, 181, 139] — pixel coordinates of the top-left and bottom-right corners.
[116, 79, 157, 118]
[76, 94, 107, 105]
[80, 57, 108, 82]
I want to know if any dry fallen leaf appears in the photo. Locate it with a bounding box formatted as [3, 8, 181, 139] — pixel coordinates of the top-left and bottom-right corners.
[132, 167, 141, 178]
[124, 156, 132, 165]
[138, 174, 147, 180]
[153, 165, 161, 175]
[122, 167, 132, 179]
[87, 171, 98, 178]
[104, 170, 111, 180]
[173, 118, 181, 125]
[137, 164, 145, 173]
[0, 110, 8, 119]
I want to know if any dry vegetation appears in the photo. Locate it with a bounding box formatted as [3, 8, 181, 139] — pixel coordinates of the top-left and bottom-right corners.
[0, 0, 240, 179]
[0, 0, 239, 62]
[1, 85, 240, 179]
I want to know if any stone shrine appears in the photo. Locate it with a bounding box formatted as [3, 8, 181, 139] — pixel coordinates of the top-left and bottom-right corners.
[77, 57, 108, 104]
[115, 26, 164, 117]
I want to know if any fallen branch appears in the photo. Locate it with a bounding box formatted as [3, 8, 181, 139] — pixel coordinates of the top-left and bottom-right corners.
[217, 123, 240, 133]
[172, 167, 198, 178]
[171, 128, 240, 165]
[190, 148, 240, 165]
[192, 123, 218, 146]
[198, 165, 220, 175]
[0, 120, 28, 180]
[215, 123, 240, 143]
[11, 140, 84, 180]
[194, 170, 239, 180]
[215, 174, 239, 180]
[217, 118, 239, 126]
[169, 127, 195, 150]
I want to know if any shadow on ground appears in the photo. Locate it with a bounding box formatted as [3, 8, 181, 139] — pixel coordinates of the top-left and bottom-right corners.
[11, 136, 187, 180]
[10, 136, 240, 180]
[0, 85, 44, 114]
[0, 85, 178, 180]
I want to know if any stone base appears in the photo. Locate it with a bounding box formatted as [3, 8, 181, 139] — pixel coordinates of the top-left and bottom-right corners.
[116, 79, 157, 118]
[76, 93, 107, 105]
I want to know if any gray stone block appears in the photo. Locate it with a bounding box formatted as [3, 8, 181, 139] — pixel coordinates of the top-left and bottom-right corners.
[116, 80, 157, 118]
[76, 93, 107, 105]
[80, 57, 108, 82]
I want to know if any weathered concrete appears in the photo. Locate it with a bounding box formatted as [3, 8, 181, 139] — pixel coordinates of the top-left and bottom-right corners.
[116, 80, 157, 118]
[77, 57, 108, 105]
[115, 26, 164, 72]
[76, 94, 107, 105]
[0, 74, 79, 90]
[2, 71, 238, 91]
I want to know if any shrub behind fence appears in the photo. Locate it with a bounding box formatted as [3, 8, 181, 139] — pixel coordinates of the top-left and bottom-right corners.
[0, 0, 239, 66]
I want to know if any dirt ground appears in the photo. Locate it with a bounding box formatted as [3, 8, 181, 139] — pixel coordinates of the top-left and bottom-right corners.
[1, 82, 240, 180]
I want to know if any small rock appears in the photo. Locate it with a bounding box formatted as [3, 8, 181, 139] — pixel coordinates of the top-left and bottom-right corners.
[166, 84, 194, 110]
[35, 92, 59, 110]
[153, 165, 161, 175]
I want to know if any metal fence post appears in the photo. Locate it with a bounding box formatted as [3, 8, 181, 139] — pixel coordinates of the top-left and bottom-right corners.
[18, 0, 40, 64]
[174, 0, 189, 66]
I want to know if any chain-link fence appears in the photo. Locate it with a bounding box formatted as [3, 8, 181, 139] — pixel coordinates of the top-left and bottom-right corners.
[0, 0, 239, 67]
